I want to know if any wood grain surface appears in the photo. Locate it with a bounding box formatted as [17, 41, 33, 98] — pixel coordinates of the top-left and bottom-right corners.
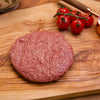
[0, 0, 100, 100]
[18, 0, 59, 9]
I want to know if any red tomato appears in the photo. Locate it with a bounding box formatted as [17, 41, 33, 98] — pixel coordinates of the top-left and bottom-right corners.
[69, 10, 82, 22]
[57, 15, 70, 29]
[82, 14, 94, 27]
[71, 19, 84, 34]
[57, 7, 70, 16]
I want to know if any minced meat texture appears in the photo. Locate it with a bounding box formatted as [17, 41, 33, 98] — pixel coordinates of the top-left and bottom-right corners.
[10, 31, 73, 83]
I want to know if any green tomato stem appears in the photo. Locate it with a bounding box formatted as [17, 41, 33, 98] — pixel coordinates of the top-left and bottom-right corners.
[54, 12, 87, 20]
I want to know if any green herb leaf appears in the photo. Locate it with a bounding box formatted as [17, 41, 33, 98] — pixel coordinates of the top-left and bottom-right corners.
[5, 0, 9, 3]
[12, 0, 17, 4]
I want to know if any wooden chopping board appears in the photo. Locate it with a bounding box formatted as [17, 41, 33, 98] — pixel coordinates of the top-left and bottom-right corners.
[0, 0, 100, 100]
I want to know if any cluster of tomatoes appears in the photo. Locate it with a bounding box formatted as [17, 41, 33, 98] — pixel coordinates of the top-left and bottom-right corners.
[55, 7, 94, 34]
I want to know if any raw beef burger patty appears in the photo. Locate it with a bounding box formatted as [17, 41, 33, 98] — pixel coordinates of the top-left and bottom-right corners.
[10, 31, 73, 82]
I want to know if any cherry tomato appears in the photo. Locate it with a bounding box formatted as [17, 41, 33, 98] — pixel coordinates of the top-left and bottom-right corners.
[57, 15, 70, 29]
[57, 7, 70, 16]
[71, 19, 84, 34]
[69, 10, 82, 22]
[82, 14, 94, 27]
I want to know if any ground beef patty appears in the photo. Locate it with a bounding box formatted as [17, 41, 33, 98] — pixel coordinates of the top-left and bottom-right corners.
[10, 31, 73, 83]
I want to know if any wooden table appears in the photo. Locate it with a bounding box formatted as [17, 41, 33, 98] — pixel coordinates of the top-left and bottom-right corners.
[17, 0, 100, 100]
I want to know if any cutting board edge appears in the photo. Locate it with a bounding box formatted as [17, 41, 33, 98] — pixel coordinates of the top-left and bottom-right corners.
[0, 88, 100, 100]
